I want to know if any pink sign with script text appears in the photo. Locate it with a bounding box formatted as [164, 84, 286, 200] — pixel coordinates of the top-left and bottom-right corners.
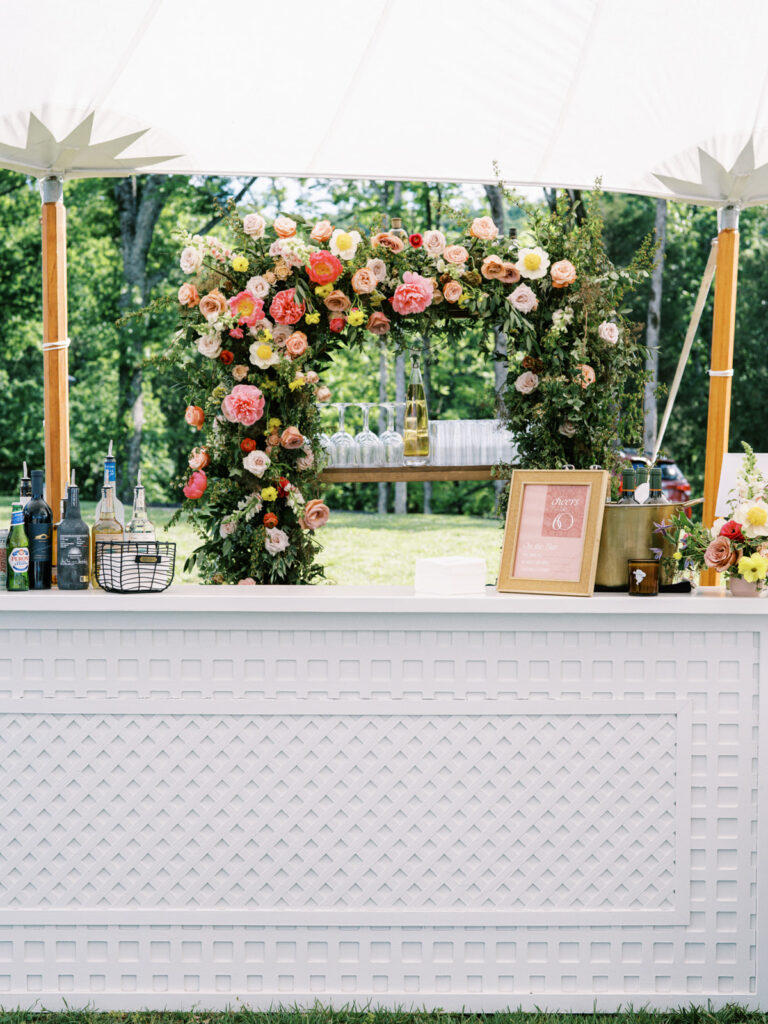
[512, 483, 590, 582]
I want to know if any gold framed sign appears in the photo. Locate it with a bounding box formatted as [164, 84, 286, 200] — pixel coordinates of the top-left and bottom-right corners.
[497, 469, 609, 596]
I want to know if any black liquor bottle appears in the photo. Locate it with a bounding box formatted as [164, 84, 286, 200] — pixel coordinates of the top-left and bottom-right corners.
[24, 469, 53, 589]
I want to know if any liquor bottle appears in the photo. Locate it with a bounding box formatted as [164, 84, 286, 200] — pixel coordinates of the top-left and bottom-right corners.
[94, 440, 125, 528]
[52, 496, 67, 587]
[24, 469, 53, 590]
[126, 469, 155, 545]
[649, 466, 669, 503]
[619, 467, 636, 504]
[19, 461, 31, 509]
[7, 501, 29, 591]
[390, 217, 408, 242]
[403, 356, 429, 466]
[57, 474, 91, 590]
[91, 485, 124, 588]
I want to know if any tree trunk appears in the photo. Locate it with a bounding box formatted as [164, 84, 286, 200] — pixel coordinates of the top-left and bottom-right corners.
[644, 199, 668, 455]
[114, 175, 169, 498]
[378, 341, 388, 514]
[394, 352, 407, 514]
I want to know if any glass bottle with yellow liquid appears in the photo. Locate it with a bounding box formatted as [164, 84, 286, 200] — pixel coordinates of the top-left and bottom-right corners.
[403, 356, 429, 466]
[92, 485, 123, 587]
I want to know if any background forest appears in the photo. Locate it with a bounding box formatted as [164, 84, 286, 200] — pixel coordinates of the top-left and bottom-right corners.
[0, 170, 764, 516]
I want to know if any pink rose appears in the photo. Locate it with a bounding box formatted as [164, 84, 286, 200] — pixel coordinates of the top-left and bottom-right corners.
[243, 449, 271, 477]
[273, 215, 297, 238]
[265, 527, 290, 555]
[508, 284, 538, 313]
[178, 283, 200, 306]
[219, 520, 236, 539]
[498, 262, 521, 285]
[324, 289, 352, 313]
[371, 232, 405, 253]
[269, 288, 306, 325]
[443, 245, 469, 265]
[422, 230, 446, 256]
[199, 289, 228, 322]
[305, 370, 319, 385]
[443, 281, 462, 303]
[188, 447, 210, 471]
[183, 470, 207, 500]
[315, 385, 332, 402]
[271, 324, 293, 347]
[391, 271, 434, 315]
[310, 220, 334, 242]
[221, 384, 265, 426]
[551, 259, 577, 288]
[286, 331, 308, 358]
[246, 276, 270, 299]
[232, 364, 249, 381]
[481, 255, 505, 280]
[599, 321, 619, 344]
[243, 213, 265, 238]
[237, 577, 256, 585]
[281, 426, 305, 449]
[180, 246, 202, 274]
[469, 216, 499, 241]
[303, 499, 330, 530]
[351, 267, 378, 294]
[704, 536, 738, 571]
[197, 333, 222, 359]
[576, 364, 596, 389]
[514, 371, 539, 395]
[366, 258, 387, 282]
[296, 451, 315, 471]
[366, 311, 391, 335]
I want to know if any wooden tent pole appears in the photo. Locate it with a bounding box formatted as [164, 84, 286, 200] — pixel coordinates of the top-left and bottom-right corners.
[41, 176, 70, 519]
[700, 204, 739, 587]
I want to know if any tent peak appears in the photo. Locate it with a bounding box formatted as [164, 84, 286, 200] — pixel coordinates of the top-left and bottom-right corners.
[654, 136, 768, 208]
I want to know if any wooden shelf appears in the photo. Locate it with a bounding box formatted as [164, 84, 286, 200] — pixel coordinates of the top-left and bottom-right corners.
[320, 465, 505, 483]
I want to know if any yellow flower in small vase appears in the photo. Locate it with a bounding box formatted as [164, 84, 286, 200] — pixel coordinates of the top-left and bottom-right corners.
[737, 553, 768, 582]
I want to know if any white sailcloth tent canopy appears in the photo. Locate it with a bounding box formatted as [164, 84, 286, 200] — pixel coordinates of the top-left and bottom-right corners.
[1, 0, 766, 564]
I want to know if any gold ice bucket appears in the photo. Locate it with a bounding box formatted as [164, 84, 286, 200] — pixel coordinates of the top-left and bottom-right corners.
[595, 501, 693, 589]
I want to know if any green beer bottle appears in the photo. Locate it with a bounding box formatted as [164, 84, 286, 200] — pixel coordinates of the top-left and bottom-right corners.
[7, 501, 29, 591]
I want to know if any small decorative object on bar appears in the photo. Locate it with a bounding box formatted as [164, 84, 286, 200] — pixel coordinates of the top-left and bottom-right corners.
[498, 468, 609, 596]
[661, 443, 768, 595]
[627, 558, 659, 596]
[94, 541, 176, 594]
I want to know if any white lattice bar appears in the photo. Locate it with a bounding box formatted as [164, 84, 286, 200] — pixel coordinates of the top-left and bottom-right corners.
[0, 585, 764, 1010]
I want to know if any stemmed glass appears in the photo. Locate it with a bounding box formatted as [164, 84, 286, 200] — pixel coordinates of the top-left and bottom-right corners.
[316, 404, 334, 467]
[379, 403, 404, 466]
[354, 402, 385, 466]
[329, 403, 357, 467]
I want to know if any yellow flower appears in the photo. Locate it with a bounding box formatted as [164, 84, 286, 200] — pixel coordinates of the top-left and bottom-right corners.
[672, 551, 682, 562]
[458, 292, 469, 307]
[260, 328, 273, 341]
[747, 506, 768, 527]
[315, 284, 333, 299]
[347, 308, 365, 327]
[231, 255, 249, 272]
[289, 379, 306, 391]
[261, 380, 276, 390]
[738, 553, 768, 582]
[267, 417, 282, 432]
[261, 487, 278, 502]
[305, 312, 321, 324]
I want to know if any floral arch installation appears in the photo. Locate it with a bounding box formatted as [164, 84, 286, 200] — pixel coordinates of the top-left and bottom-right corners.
[165, 194, 653, 585]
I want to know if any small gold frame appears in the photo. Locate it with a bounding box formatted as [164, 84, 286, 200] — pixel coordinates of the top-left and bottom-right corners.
[497, 469, 609, 597]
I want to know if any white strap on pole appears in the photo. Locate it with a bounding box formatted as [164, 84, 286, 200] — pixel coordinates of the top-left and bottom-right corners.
[652, 239, 718, 464]
[41, 338, 71, 351]
[708, 368, 734, 376]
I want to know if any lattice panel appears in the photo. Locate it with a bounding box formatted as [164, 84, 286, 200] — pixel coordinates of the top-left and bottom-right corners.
[0, 702, 685, 922]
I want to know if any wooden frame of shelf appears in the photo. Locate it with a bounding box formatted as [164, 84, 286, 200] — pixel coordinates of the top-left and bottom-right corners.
[321, 465, 505, 483]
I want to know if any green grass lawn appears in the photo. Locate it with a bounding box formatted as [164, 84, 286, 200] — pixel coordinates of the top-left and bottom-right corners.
[0, 500, 504, 586]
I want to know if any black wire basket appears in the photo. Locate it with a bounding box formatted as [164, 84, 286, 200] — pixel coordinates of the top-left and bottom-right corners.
[95, 541, 176, 593]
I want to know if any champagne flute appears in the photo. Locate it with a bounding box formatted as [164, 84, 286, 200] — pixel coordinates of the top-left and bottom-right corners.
[380, 402, 405, 466]
[329, 402, 356, 467]
[354, 402, 385, 467]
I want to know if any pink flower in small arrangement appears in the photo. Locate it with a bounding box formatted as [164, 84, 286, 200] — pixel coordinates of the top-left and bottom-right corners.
[303, 499, 330, 530]
[273, 214, 297, 238]
[366, 311, 391, 335]
[306, 251, 343, 285]
[704, 536, 738, 571]
[281, 426, 305, 449]
[229, 291, 265, 326]
[178, 283, 200, 307]
[469, 216, 499, 241]
[183, 470, 208, 500]
[285, 332, 308, 358]
[391, 271, 434, 315]
[310, 220, 334, 242]
[185, 405, 205, 429]
[237, 577, 256, 585]
[328, 317, 346, 333]
[269, 288, 306, 325]
[550, 259, 577, 288]
[507, 284, 538, 313]
[221, 384, 265, 426]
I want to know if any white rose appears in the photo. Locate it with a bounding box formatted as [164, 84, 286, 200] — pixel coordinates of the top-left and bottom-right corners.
[197, 333, 222, 359]
[219, 521, 236, 538]
[514, 371, 539, 395]
[598, 320, 620, 344]
[265, 527, 290, 555]
[508, 284, 539, 314]
[247, 276, 270, 299]
[180, 246, 202, 274]
[243, 213, 266, 238]
[366, 258, 387, 283]
[423, 230, 446, 256]
[243, 450, 271, 478]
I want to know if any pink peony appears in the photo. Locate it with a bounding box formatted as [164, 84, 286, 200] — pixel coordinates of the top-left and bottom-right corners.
[229, 291, 264, 326]
[183, 470, 207, 500]
[508, 284, 538, 313]
[270, 288, 306, 325]
[221, 384, 265, 426]
[391, 271, 434, 315]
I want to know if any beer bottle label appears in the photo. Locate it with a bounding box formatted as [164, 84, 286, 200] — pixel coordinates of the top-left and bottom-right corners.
[9, 547, 29, 573]
[29, 527, 52, 563]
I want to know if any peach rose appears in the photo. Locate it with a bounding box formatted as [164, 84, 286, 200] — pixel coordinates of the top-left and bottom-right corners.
[185, 405, 205, 429]
[199, 289, 228, 322]
[188, 446, 210, 470]
[281, 426, 305, 449]
[303, 498, 330, 530]
[305, 370, 319, 384]
[367, 312, 391, 335]
[371, 232, 405, 253]
[498, 262, 521, 284]
[315, 385, 332, 402]
[576, 364, 596, 388]
[351, 267, 378, 294]
[286, 331, 308, 358]
[243, 213, 266, 238]
[366, 258, 387, 282]
[310, 220, 334, 242]
[232, 364, 249, 381]
[481, 255, 505, 279]
[271, 324, 293, 347]
[178, 282, 200, 306]
[704, 536, 738, 571]
[324, 289, 351, 313]
[267, 432, 280, 447]
[443, 244, 469, 265]
[469, 216, 499, 241]
[273, 214, 297, 238]
[443, 281, 463, 303]
[422, 229, 446, 256]
[514, 371, 539, 395]
[296, 452, 315, 471]
[551, 259, 577, 288]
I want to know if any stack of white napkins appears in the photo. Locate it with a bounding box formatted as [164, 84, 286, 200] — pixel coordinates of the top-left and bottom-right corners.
[414, 556, 487, 595]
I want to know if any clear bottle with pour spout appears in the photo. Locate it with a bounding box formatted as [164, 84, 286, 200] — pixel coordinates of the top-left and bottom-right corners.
[126, 469, 155, 547]
[403, 356, 429, 466]
[94, 440, 125, 528]
[92, 485, 124, 588]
